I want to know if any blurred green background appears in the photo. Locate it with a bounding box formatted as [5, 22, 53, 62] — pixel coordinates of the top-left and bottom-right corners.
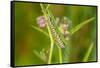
[13, 2, 97, 66]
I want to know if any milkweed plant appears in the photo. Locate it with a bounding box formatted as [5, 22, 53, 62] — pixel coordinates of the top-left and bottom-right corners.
[32, 4, 96, 64]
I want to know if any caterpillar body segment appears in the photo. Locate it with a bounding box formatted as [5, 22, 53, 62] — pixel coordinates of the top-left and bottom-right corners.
[48, 17, 65, 48]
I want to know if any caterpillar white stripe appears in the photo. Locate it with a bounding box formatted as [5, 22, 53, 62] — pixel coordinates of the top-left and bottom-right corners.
[48, 17, 65, 48]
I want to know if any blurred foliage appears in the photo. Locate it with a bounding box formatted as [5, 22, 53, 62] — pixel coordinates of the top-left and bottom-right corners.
[13, 2, 97, 66]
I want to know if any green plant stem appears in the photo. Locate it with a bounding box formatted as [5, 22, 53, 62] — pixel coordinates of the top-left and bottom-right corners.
[46, 6, 63, 63]
[40, 4, 54, 64]
[57, 46, 63, 63]
[45, 4, 63, 63]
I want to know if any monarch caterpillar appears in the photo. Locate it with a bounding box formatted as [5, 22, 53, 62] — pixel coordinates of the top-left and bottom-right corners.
[48, 16, 65, 48]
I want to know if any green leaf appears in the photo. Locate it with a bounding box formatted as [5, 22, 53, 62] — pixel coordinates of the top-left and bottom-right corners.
[31, 25, 49, 37]
[83, 42, 94, 62]
[71, 17, 95, 35]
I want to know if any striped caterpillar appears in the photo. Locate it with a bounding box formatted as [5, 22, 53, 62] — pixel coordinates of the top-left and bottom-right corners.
[48, 16, 65, 48]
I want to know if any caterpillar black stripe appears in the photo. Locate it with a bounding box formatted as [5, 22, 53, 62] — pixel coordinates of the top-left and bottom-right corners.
[48, 17, 65, 48]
